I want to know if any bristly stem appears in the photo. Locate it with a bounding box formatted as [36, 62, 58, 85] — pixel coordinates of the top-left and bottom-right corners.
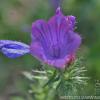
[23, 57, 89, 99]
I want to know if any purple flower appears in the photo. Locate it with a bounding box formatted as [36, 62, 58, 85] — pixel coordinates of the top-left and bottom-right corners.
[0, 7, 81, 69]
[30, 7, 81, 68]
[0, 40, 29, 58]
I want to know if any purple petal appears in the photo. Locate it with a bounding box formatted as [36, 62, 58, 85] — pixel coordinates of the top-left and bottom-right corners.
[66, 31, 81, 54]
[45, 54, 75, 68]
[47, 8, 72, 58]
[30, 41, 45, 62]
[30, 41, 73, 68]
[32, 20, 49, 42]
[0, 40, 30, 58]
[30, 41, 75, 68]
[31, 19, 54, 59]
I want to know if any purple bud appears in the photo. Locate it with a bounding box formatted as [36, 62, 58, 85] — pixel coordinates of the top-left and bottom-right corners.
[0, 40, 30, 58]
[50, 0, 62, 9]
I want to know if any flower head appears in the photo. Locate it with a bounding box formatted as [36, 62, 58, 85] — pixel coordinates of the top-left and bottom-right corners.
[30, 7, 81, 68]
[0, 7, 81, 69]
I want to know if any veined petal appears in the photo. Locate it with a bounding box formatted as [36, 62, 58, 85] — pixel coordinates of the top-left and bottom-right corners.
[0, 40, 30, 58]
[30, 41, 46, 62]
[31, 19, 53, 59]
[47, 8, 69, 59]
[32, 20, 51, 49]
[65, 31, 81, 54]
[30, 41, 75, 69]
[32, 20, 49, 42]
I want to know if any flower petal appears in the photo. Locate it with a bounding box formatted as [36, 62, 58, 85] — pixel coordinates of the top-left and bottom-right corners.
[31, 19, 54, 59]
[0, 40, 30, 58]
[30, 41, 74, 69]
[44, 54, 75, 69]
[48, 7, 66, 42]
[32, 20, 51, 49]
[65, 31, 81, 54]
[32, 20, 49, 42]
[47, 8, 70, 59]
[30, 41, 45, 62]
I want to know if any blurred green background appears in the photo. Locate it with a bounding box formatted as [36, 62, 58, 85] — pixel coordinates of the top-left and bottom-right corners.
[0, 0, 100, 99]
